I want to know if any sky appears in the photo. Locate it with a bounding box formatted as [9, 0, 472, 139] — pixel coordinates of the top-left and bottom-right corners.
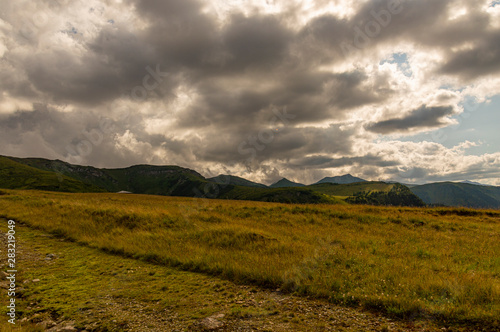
[0, 0, 500, 186]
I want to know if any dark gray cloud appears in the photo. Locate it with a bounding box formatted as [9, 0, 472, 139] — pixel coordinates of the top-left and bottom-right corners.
[126, 0, 201, 19]
[366, 105, 455, 134]
[176, 68, 388, 133]
[439, 31, 500, 80]
[0, 0, 499, 185]
[221, 14, 293, 70]
[187, 123, 356, 166]
[290, 154, 399, 169]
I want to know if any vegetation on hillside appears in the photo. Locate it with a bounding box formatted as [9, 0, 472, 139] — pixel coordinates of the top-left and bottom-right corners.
[2, 155, 426, 207]
[411, 182, 500, 209]
[7, 156, 209, 196]
[309, 182, 395, 197]
[314, 174, 366, 185]
[220, 186, 343, 204]
[270, 178, 305, 188]
[0, 157, 105, 193]
[10, 155, 500, 209]
[0, 190, 498, 329]
[346, 184, 426, 207]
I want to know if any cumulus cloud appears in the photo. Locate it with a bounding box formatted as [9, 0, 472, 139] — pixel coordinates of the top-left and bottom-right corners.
[366, 105, 456, 134]
[439, 31, 500, 80]
[0, 0, 499, 185]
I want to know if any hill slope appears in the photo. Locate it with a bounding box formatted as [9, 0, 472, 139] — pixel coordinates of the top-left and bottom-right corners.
[346, 183, 425, 207]
[0, 156, 105, 193]
[6, 156, 213, 196]
[4, 156, 328, 204]
[219, 186, 340, 204]
[309, 182, 425, 207]
[315, 174, 366, 185]
[308, 181, 394, 196]
[270, 178, 305, 188]
[411, 182, 500, 209]
[3, 155, 424, 207]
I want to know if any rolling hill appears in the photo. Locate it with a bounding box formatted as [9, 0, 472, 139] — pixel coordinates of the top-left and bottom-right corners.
[218, 186, 339, 204]
[1, 156, 328, 204]
[0, 156, 105, 193]
[7, 156, 212, 197]
[0, 155, 437, 208]
[460, 180, 494, 187]
[270, 178, 305, 188]
[346, 183, 425, 207]
[309, 182, 425, 207]
[410, 182, 500, 209]
[308, 181, 394, 197]
[314, 174, 366, 185]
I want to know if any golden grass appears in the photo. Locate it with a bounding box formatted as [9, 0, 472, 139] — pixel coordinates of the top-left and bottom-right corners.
[0, 189, 499, 328]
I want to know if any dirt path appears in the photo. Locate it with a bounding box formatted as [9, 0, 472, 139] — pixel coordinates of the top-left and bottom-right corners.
[0, 220, 473, 331]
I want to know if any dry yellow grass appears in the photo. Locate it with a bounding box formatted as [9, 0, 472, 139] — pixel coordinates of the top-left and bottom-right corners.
[0, 189, 499, 328]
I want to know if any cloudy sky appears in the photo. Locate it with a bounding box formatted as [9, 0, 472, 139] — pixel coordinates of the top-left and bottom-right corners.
[1, 0, 500, 185]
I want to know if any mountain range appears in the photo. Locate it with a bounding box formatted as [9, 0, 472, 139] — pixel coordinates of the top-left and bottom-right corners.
[410, 182, 500, 209]
[0, 155, 498, 209]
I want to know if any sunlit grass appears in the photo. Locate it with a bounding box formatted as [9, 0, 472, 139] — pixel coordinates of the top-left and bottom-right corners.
[0, 189, 499, 327]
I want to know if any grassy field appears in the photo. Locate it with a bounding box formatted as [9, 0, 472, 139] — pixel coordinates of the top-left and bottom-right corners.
[0, 189, 499, 329]
[0, 218, 435, 331]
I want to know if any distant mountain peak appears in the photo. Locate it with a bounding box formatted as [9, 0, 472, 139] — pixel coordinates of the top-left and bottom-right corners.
[270, 178, 305, 188]
[315, 174, 366, 185]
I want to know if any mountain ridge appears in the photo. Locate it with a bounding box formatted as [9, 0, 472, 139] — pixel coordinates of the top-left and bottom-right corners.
[315, 174, 367, 185]
[0, 156, 106, 193]
[459, 180, 494, 187]
[410, 182, 500, 209]
[4, 155, 498, 209]
[270, 178, 305, 188]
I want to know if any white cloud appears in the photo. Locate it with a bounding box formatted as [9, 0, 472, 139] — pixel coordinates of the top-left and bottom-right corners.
[0, 0, 499, 185]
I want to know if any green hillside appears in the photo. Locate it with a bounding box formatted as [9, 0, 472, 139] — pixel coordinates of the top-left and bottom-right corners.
[0, 156, 105, 193]
[103, 165, 212, 196]
[7, 157, 123, 191]
[308, 181, 395, 196]
[270, 178, 305, 188]
[314, 174, 366, 184]
[7, 156, 212, 196]
[309, 182, 425, 207]
[346, 183, 426, 207]
[4, 156, 329, 204]
[411, 182, 500, 209]
[220, 186, 344, 204]
[4, 155, 423, 207]
[6, 156, 332, 204]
